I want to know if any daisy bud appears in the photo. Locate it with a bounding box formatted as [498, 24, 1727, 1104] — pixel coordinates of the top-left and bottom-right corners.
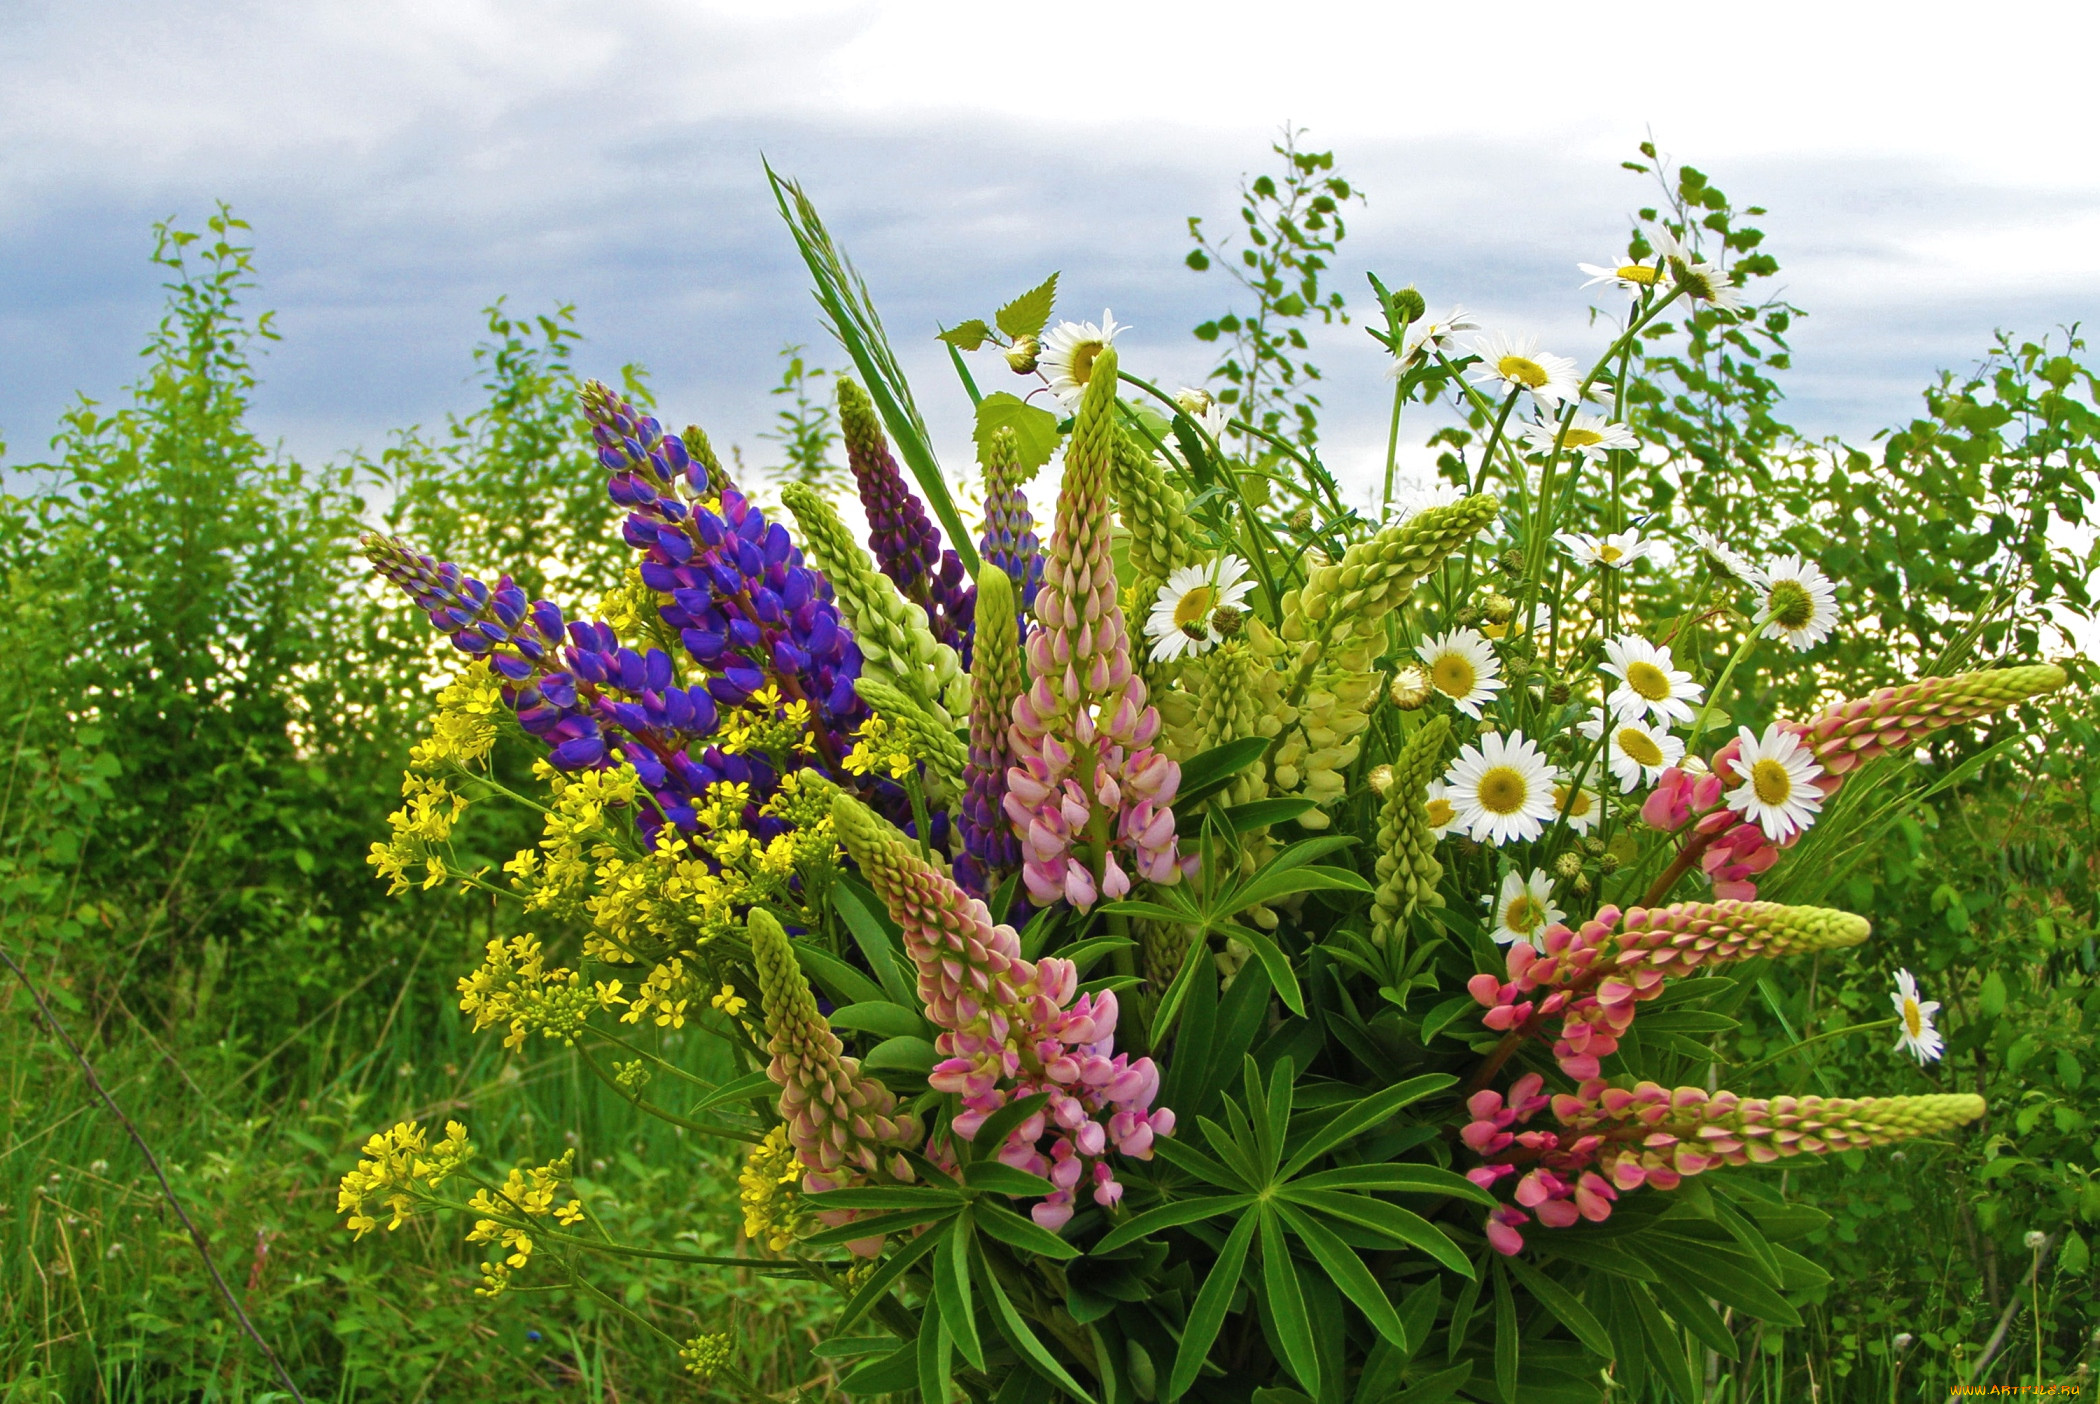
[1484, 593, 1516, 624]
[1389, 665, 1432, 711]
[1554, 851, 1584, 880]
[1210, 604, 1244, 638]
[1005, 335, 1040, 374]
[1391, 285, 1428, 323]
[1496, 548, 1526, 577]
[1368, 764, 1395, 795]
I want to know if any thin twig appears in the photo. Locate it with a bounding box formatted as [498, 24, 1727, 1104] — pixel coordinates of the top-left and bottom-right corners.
[0, 937, 310, 1402]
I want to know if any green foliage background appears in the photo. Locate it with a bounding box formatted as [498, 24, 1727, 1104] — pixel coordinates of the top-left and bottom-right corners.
[0, 143, 2094, 1400]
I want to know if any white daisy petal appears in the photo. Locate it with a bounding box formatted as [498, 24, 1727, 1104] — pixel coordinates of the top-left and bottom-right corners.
[1890, 969, 1945, 1064]
[1466, 331, 1581, 410]
[1553, 781, 1602, 835]
[1520, 413, 1638, 462]
[1580, 708, 1685, 793]
[1423, 780, 1458, 838]
[1443, 731, 1561, 846]
[1144, 555, 1252, 663]
[1755, 556, 1840, 652]
[1722, 723, 1826, 842]
[1557, 529, 1658, 572]
[1600, 635, 1705, 727]
[1690, 528, 1767, 586]
[1390, 306, 1479, 371]
[1415, 628, 1505, 719]
[1578, 257, 1666, 293]
[1040, 310, 1126, 409]
[1489, 868, 1565, 946]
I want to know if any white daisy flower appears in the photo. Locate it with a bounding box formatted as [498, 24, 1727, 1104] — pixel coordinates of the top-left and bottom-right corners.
[1553, 781, 1602, 835]
[1389, 307, 1479, 370]
[1652, 227, 1745, 310]
[1755, 556, 1839, 652]
[1415, 627, 1505, 719]
[1388, 478, 1463, 523]
[1723, 723, 1826, 842]
[1444, 731, 1560, 845]
[1145, 556, 1255, 662]
[1519, 413, 1638, 461]
[1890, 969, 1945, 1065]
[1466, 332, 1581, 410]
[1481, 602, 1552, 643]
[1578, 254, 1666, 293]
[1040, 310, 1127, 409]
[1488, 868, 1564, 946]
[1557, 529, 1657, 572]
[1581, 709, 1686, 793]
[1601, 635, 1705, 727]
[1173, 386, 1230, 443]
[1423, 779, 1458, 838]
[1690, 527, 1766, 586]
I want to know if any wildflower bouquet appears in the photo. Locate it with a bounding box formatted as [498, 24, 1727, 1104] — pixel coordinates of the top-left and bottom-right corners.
[340, 172, 2067, 1400]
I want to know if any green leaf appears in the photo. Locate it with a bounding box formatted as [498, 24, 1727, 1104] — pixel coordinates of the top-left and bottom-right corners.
[1418, 994, 1480, 1044]
[803, 1206, 959, 1247]
[972, 1201, 1081, 1260]
[967, 1092, 1052, 1157]
[1166, 1210, 1258, 1400]
[1493, 1261, 1520, 1404]
[687, 1067, 777, 1114]
[1055, 934, 1139, 974]
[813, 1334, 901, 1359]
[934, 1214, 984, 1370]
[1539, 1236, 1659, 1281]
[962, 1162, 1059, 1197]
[1222, 797, 1318, 831]
[1391, 1363, 1473, 1404]
[1152, 1134, 1255, 1192]
[1228, 864, 1374, 912]
[1094, 899, 1196, 925]
[918, 1288, 954, 1404]
[1284, 1190, 1471, 1276]
[938, 319, 992, 351]
[978, 1240, 1098, 1403]
[838, 1340, 918, 1395]
[1094, 1194, 1254, 1254]
[1500, 1253, 1612, 1358]
[834, 878, 917, 1006]
[1624, 1278, 1701, 1400]
[1281, 1075, 1455, 1177]
[829, 1002, 929, 1039]
[1273, 1201, 1409, 1348]
[863, 1035, 938, 1073]
[1290, 1164, 1491, 1203]
[835, 1224, 948, 1333]
[1979, 968, 2009, 1017]
[1643, 1234, 1801, 1325]
[1641, 1265, 1739, 1358]
[974, 392, 1061, 477]
[1176, 737, 1273, 807]
[790, 939, 887, 1007]
[805, 1185, 965, 1211]
[1258, 1207, 1322, 1396]
[1221, 924, 1305, 1016]
[995, 272, 1059, 339]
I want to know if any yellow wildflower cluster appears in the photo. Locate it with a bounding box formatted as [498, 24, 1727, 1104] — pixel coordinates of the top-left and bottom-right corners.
[596, 566, 669, 647]
[456, 933, 629, 1049]
[504, 761, 646, 918]
[738, 1125, 805, 1253]
[367, 773, 470, 895]
[718, 684, 817, 758]
[464, 1150, 585, 1298]
[336, 1119, 474, 1238]
[408, 665, 507, 773]
[841, 714, 916, 781]
[680, 1332, 733, 1381]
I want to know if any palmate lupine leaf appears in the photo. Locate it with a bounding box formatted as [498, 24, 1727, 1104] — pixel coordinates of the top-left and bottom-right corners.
[766, 163, 981, 577]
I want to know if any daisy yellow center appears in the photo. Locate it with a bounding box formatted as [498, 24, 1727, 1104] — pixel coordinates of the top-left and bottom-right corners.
[1555, 785, 1593, 819]
[1476, 766, 1529, 815]
[1431, 651, 1477, 698]
[1751, 757, 1793, 806]
[1618, 264, 1661, 285]
[1625, 660, 1672, 701]
[1616, 727, 1664, 768]
[1070, 340, 1104, 387]
[1503, 895, 1546, 934]
[1173, 585, 1217, 628]
[1564, 427, 1605, 448]
[1902, 996, 1923, 1039]
[1767, 578, 1814, 630]
[1596, 542, 1622, 562]
[1497, 354, 1549, 390]
[1425, 797, 1455, 828]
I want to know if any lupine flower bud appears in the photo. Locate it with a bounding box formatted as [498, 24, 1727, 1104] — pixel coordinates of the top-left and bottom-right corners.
[748, 907, 920, 1253]
[977, 427, 1043, 615]
[851, 676, 968, 799]
[1004, 347, 1185, 908]
[1370, 716, 1450, 945]
[837, 379, 974, 660]
[832, 793, 1174, 1228]
[959, 565, 1026, 894]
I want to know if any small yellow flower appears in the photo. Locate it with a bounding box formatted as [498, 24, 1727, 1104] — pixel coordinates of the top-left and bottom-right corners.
[711, 983, 749, 1018]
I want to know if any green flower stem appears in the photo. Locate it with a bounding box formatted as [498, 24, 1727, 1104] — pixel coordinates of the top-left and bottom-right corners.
[575, 1041, 763, 1143]
[1730, 1017, 1901, 1078]
[584, 1021, 757, 1088]
[1686, 624, 1764, 763]
[903, 769, 934, 863]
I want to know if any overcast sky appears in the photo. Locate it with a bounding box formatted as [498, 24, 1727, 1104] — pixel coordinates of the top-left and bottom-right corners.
[4, 0, 2098, 508]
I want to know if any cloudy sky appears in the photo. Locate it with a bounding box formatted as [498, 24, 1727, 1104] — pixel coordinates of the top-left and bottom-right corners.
[4, 0, 2098, 506]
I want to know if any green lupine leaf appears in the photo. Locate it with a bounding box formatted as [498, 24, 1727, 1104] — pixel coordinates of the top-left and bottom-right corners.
[996, 273, 1059, 339]
[1177, 737, 1273, 807]
[1273, 1201, 1408, 1348]
[1539, 1235, 1659, 1281]
[863, 1035, 939, 1073]
[833, 878, 917, 1006]
[828, 1001, 929, 1039]
[1641, 1263, 1740, 1358]
[1501, 1252, 1613, 1359]
[1222, 797, 1318, 831]
[961, 1162, 1058, 1197]
[1258, 1206, 1321, 1397]
[804, 1185, 964, 1211]
[834, 1224, 948, 1333]
[1642, 1234, 1802, 1325]
[1198, 1114, 1270, 1188]
[978, 1239, 1098, 1403]
[966, 1093, 1052, 1159]
[1624, 1278, 1703, 1398]
[1289, 1164, 1490, 1202]
[972, 1200, 1081, 1260]
[790, 939, 888, 1007]
[803, 1205, 958, 1247]
[1281, 1075, 1455, 1177]
[1166, 1210, 1258, 1400]
[1284, 1190, 1471, 1275]
[918, 1287, 953, 1404]
[1391, 1363, 1473, 1404]
[838, 1340, 917, 1395]
[1094, 1194, 1255, 1254]
[1152, 1133, 1255, 1192]
[1217, 923, 1305, 1016]
[1493, 1261, 1519, 1404]
[934, 1214, 983, 1369]
[687, 1067, 777, 1114]
[1229, 864, 1374, 911]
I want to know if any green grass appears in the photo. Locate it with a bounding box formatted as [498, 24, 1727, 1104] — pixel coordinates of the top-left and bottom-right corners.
[1, 951, 838, 1401]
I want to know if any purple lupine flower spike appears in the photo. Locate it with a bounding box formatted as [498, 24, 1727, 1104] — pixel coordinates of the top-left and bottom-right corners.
[838, 378, 975, 663]
[977, 425, 1042, 615]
